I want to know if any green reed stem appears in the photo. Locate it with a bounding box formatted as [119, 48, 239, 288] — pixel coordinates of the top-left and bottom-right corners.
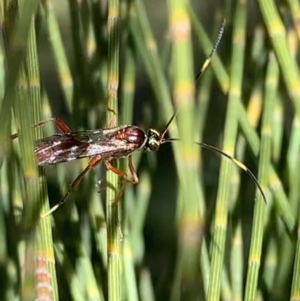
[167, 2, 206, 300]
[106, 0, 121, 300]
[207, 1, 246, 299]
[258, 0, 300, 116]
[244, 51, 277, 300]
[0, 0, 40, 162]
[42, 0, 73, 113]
[11, 9, 57, 300]
[291, 214, 300, 299]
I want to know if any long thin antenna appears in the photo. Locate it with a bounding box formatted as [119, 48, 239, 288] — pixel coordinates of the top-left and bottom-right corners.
[198, 142, 266, 204]
[161, 20, 226, 141]
[160, 112, 178, 139]
[162, 138, 267, 204]
[160, 19, 266, 204]
[196, 18, 226, 81]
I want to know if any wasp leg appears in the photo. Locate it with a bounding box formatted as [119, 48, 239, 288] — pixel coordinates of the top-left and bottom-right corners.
[104, 155, 138, 203]
[33, 118, 71, 133]
[41, 155, 102, 217]
[127, 155, 139, 183]
[104, 156, 138, 183]
[11, 118, 72, 140]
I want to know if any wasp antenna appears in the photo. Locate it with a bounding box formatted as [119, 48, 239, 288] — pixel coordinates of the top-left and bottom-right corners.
[161, 112, 178, 139]
[41, 203, 61, 218]
[161, 137, 180, 144]
[197, 142, 267, 204]
[163, 138, 266, 203]
[196, 18, 226, 81]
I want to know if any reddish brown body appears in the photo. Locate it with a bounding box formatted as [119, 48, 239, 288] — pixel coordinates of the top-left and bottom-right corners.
[26, 117, 166, 216]
[35, 126, 148, 166]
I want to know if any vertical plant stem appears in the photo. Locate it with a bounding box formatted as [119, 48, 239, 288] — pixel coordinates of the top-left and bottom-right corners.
[257, 0, 300, 115]
[244, 51, 277, 301]
[12, 6, 57, 300]
[42, 0, 74, 113]
[207, 1, 246, 299]
[291, 213, 300, 299]
[285, 0, 300, 38]
[0, 0, 39, 162]
[167, 1, 204, 300]
[238, 106, 296, 231]
[106, 0, 121, 300]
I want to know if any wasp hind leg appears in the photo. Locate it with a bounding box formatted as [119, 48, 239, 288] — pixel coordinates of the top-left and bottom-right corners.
[33, 118, 72, 133]
[41, 155, 102, 217]
[11, 117, 72, 140]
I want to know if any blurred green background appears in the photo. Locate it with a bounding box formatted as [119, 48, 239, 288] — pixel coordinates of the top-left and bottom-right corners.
[0, 0, 300, 300]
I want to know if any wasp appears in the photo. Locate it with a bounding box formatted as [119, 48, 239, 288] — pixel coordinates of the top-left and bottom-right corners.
[11, 19, 266, 216]
[12, 110, 266, 216]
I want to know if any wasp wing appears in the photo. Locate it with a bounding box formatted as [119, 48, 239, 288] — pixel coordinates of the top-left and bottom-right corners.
[35, 127, 134, 166]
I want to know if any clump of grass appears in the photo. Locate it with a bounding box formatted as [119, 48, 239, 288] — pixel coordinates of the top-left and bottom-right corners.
[0, 0, 300, 300]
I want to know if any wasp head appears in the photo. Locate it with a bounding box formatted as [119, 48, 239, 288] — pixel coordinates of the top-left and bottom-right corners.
[144, 112, 178, 152]
[145, 129, 162, 152]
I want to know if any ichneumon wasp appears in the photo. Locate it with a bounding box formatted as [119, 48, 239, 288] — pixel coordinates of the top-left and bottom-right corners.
[11, 19, 266, 216]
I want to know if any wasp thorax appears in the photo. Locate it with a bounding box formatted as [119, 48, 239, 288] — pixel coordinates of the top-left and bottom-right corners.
[117, 126, 146, 146]
[146, 129, 161, 152]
